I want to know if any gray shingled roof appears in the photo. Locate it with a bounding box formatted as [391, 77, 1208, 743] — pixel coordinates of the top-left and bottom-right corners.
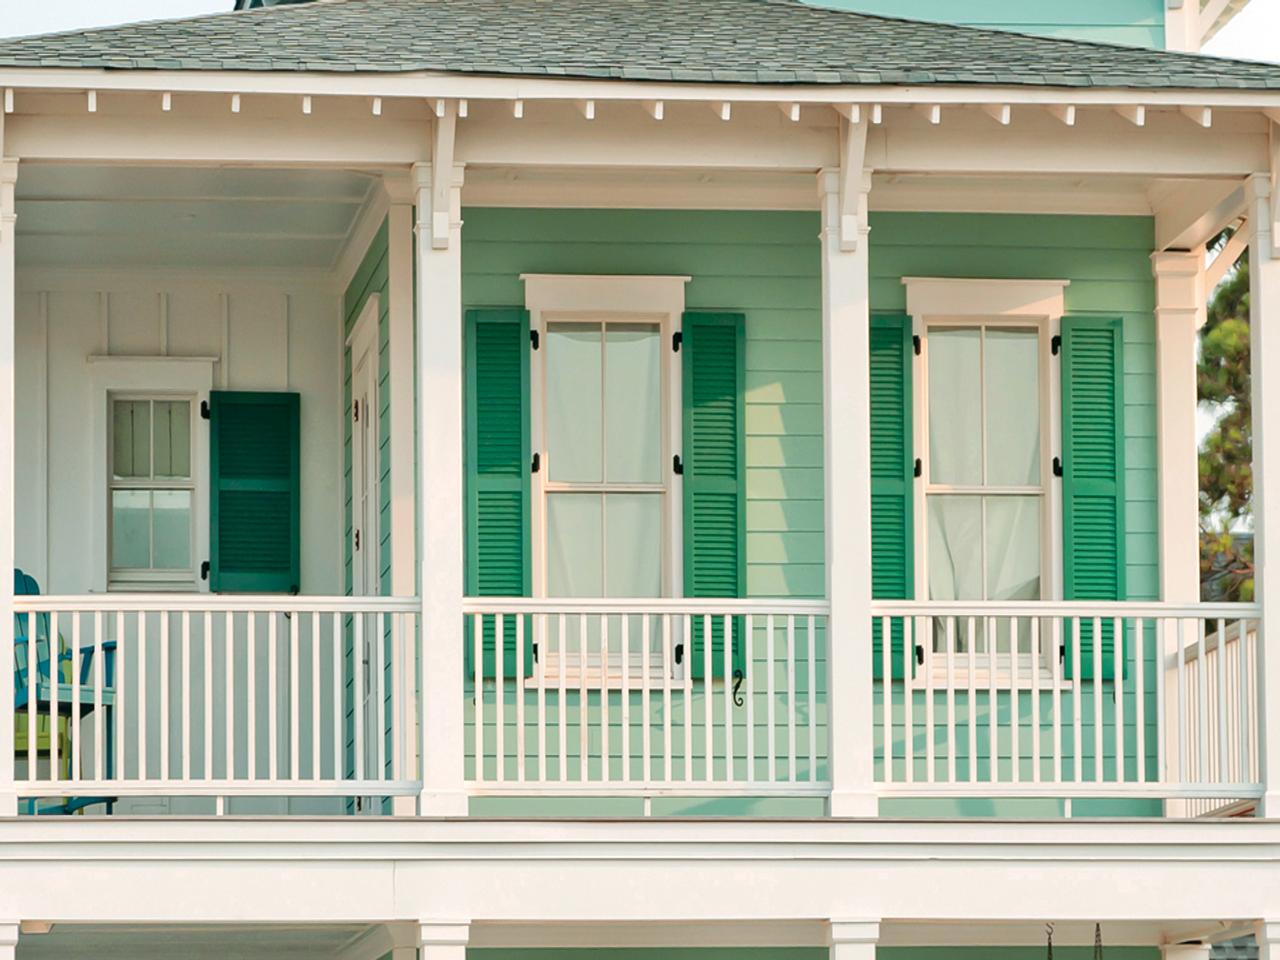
[2, 0, 1280, 89]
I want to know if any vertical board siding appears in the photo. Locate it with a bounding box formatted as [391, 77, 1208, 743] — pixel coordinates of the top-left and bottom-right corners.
[869, 211, 1159, 816]
[799, 0, 1165, 47]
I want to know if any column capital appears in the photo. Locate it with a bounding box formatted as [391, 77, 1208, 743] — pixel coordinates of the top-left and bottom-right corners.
[417, 921, 471, 947]
[1258, 920, 1280, 944]
[382, 170, 415, 207]
[0, 923, 17, 948]
[0, 159, 15, 186]
[827, 920, 881, 945]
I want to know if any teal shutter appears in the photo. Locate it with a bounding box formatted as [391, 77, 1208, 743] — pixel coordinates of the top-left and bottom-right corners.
[1061, 316, 1127, 681]
[682, 312, 746, 680]
[465, 308, 532, 679]
[209, 391, 301, 594]
[870, 314, 915, 680]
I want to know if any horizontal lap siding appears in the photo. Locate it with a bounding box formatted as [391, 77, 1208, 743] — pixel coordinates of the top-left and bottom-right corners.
[461, 209, 826, 808]
[800, 0, 1164, 46]
[870, 212, 1159, 816]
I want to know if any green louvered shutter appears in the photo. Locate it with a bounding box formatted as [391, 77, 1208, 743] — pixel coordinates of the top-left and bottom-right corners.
[682, 312, 746, 680]
[209, 391, 301, 593]
[870, 314, 915, 680]
[1061, 315, 1127, 681]
[465, 308, 532, 679]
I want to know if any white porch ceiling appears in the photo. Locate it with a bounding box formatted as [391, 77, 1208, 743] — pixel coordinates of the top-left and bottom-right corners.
[14, 164, 378, 270]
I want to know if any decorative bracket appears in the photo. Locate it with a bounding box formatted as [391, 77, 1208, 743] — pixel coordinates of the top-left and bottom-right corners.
[838, 117, 870, 253]
[430, 100, 458, 249]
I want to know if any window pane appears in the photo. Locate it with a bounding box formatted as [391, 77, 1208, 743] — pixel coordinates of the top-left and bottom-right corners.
[547, 493, 603, 597]
[152, 490, 192, 571]
[111, 490, 151, 569]
[605, 324, 661, 483]
[605, 493, 662, 596]
[927, 495, 982, 601]
[928, 327, 982, 485]
[985, 495, 1041, 602]
[153, 401, 192, 479]
[546, 325, 603, 482]
[112, 400, 151, 479]
[985, 329, 1040, 485]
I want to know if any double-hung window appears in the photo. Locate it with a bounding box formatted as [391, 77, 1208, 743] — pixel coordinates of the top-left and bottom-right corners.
[109, 396, 197, 589]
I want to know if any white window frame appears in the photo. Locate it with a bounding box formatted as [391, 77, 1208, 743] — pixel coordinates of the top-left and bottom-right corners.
[522, 274, 690, 685]
[89, 356, 214, 594]
[903, 277, 1068, 686]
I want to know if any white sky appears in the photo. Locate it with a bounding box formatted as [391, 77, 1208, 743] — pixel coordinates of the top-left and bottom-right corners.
[0, 0, 1277, 56]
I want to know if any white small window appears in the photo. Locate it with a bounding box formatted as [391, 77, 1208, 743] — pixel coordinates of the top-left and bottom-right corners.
[904, 277, 1068, 686]
[108, 395, 198, 590]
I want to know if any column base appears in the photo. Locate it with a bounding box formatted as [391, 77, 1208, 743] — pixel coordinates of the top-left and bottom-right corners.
[1255, 792, 1280, 819]
[826, 791, 878, 818]
[418, 790, 469, 817]
[392, 796, 418, 817]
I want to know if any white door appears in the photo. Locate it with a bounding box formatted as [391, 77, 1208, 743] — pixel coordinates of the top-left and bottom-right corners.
[349, 308, 381, 809]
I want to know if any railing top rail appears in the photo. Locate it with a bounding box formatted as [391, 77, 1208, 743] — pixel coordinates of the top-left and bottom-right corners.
[462, 597, 831, 616]
[869, 600, 1262, 619]
[14, 595, 422, 614]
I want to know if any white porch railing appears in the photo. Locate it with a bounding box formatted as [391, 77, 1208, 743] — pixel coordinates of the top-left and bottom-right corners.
[12, 595, 420, 808]
[462, 598, 831, 796]
[870, 601, 1263, 807]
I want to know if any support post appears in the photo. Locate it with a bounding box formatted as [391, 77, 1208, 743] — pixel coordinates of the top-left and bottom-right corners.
[1259, 922, 1280, 960]
[1163, 0, 1201, 52]
[385, 174, 419, 816]
[820, 116, 877, 817]
[828, 919, 880, 960]
[0, 923, 16, 960]
[415, 100, 468, 816]
[0, 138, 17, 817]
[1152, 249, 1205, 813]
[1248, 171, 1280, 816]
[419, 923, 470, 960]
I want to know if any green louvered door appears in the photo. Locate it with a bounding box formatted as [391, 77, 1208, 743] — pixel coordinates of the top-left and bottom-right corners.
[870, 314, 915, 679]
[209, 391, 301, 593]
[1061, 315, 1127, 680]
[465, 308, 532, 679]
[682, 312, 746, 680]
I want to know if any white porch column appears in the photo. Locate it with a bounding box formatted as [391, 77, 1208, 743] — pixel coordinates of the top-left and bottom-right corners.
[819, 128, 877, 816]
[414, 100, 468, 816]
[1152, 249, 1204, 814]
[0, 144, 17, 817]
[0, 923, 16, 960]
[418, 922, 470, 960]
[828, 919, 879, 960]
[1258, 922, 1280, 960]
[1162, 944, 1211, 960]
[1163, 0, 1201, 52]
[1248, 170, 1280, 816]
[385, 174, 419, 817]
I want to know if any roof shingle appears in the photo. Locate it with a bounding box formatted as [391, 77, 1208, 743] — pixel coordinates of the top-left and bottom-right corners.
[2, 0, 1280, 90]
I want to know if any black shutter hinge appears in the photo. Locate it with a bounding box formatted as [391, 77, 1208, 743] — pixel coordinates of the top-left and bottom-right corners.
[673, 454, 684, 475]
[912, 335, 921, 356]
[1051, 334, 1062, 356]
[355, 529, 361, 552]
[530, 329, 540, 350]
[531, 452, 541, 474]
[915, 644, 925, 666]
[200, 400, 210, 420]
[1053, 456, 1064, 478]
[200, 560, 210, 581]
[672, 331, 683, 352]
[913, 458, 923, 478]
[675, 642, 684, 665]
[353, 399, 359, 423]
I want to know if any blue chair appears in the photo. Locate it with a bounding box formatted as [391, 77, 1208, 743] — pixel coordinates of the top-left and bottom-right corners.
[14, 569, 117, 815]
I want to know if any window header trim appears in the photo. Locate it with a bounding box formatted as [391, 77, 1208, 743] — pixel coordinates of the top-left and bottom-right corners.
[903, 277, 1070, 321]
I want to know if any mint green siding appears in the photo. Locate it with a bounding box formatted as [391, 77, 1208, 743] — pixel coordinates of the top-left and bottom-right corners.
[801, 0, 1165, 47]
[870, 212, 1159, 816]
[459, 208, 1158, 817]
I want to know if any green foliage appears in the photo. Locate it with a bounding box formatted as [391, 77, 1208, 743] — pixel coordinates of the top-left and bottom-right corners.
[1198, 244, 1253, 601]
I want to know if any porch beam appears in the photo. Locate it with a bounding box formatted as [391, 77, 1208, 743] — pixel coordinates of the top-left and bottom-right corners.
[0, 116, 16, 817]
[1248, 170, 1280, 817]
[414, 142, 468, 815]
[820, 116, 876, 817]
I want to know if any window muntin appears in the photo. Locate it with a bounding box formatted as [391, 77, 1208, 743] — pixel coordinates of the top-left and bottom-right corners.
[542, 321, 666, 599]
[108, 396, 196, 587]
[923, 322, 1047, 662]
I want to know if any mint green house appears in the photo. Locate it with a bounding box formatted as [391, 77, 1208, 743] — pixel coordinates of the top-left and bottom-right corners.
[0, 0, 1276, 956]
